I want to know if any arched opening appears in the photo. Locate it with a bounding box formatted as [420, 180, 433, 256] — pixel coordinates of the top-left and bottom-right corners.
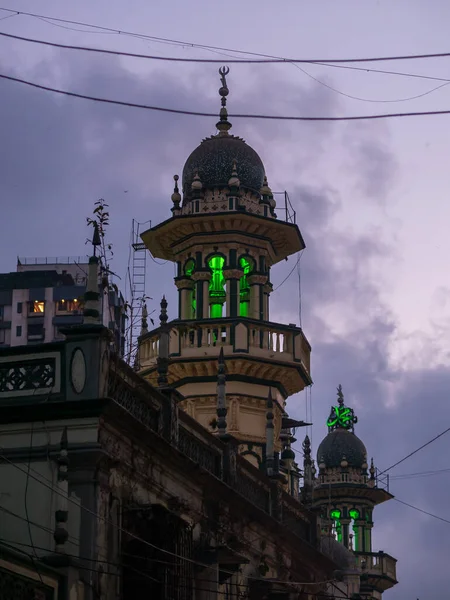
[184, 259, 196, 317]
[330, 509, 342, 543]
[208, 255, 226, 318]
[349, 508, 360, 551]
[239, 256, 254, 317]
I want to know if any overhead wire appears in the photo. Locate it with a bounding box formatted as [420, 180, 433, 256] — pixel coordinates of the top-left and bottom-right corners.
[378, 425, 450, 476]
[390, 466, 450, 480]
[0, 451, 338, 588]
[2, 18, 450, 65]
[393, 498, 450, 525]
[2, 7, 449, 87]
[4, 72, 450, 122]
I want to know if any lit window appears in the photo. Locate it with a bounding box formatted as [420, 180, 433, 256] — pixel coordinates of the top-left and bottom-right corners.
[349, 509, 360, 551]
[58, 299, 79, 312]
[30, 301, 45, 314]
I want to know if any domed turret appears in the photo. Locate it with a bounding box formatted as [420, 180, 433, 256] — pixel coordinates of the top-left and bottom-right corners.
[182, 69, 265, 196]
[317, 428, 367, 469]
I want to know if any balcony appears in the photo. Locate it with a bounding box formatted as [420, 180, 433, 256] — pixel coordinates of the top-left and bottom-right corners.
[355, 551, 397, 592]
[139, 317, 311, 393]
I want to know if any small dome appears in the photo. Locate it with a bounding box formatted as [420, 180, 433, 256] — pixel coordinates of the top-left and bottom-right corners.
[182, 135, 265, 195]
[317, 429, 367, 469]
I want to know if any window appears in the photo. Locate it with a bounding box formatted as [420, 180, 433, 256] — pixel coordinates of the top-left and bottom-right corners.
[239, 256, 254, 317]
[0, 306, 3, 321]
[17, 302, 22, 314]
[57, 299, 80, 312]
[16, 326, 22, 337]
[0, 330, 5, 344]
[28, 323, 44, 340]
[29, 301, 45, 314]
[208, 255, 226, 318]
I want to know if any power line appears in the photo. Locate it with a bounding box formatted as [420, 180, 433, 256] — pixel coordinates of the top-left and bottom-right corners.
[4, 72, 450, 122]
[0, 451, 337, 587]
[3, 17, 450, 65]
[378, 425, 450, 476]
[2, 8, 449, 87]
[394, 498, 450, 524]
[390, 466, 450, 480]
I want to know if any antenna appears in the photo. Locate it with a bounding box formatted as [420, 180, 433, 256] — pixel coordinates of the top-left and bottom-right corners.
[126, 218, 150, 365]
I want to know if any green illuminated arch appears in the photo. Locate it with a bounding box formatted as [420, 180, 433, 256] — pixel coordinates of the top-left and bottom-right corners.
[208, 255, 226, 318]
[349, 508, 360, 551]
[184, 258, 195, 277]
[239, 256, 254, 317]
[330, 509, 342, 543]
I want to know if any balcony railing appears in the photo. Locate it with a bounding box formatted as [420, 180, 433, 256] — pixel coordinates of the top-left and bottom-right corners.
[355, 551, 397, 590]
[139, 317, 310, 374]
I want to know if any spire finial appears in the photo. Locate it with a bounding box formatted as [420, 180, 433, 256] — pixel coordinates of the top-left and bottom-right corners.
[265, 388, 275, 476]
[157, 296, 169, 387]
[171, 174, 181, 208]
[337, 384, 344, 406]
[326, 385, 358, 431]
[216, 347, 227, 438]
[83, 234, 101, 324]
[141, 302, 148, 335]
[228, 159, 240, 188]
[54, 427, 69, 554]
[216, 66, 232, 135]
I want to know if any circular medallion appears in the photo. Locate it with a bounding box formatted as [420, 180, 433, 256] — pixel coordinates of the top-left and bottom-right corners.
[71, 348, 86, 394]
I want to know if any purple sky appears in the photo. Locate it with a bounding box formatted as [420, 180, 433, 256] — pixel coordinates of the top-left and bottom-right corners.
[2, 1, 450, 596]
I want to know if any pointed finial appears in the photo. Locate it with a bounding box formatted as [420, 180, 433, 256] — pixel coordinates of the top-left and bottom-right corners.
[54, 427, 69, 554]
[191, 168, 203, 191]
[266, 388, 275, 476]
[370, 458, 375, 479]
[160, 295, 168, 326]
[157, 296, 169, 387]
[171, 174, 181, 207]
[216, 66, 232, 135]
[216, 347, 227, 438]
[337, 384, 344, 406]
[92, 221, 101, 256]
[141, 302, 148, 335]
[302, 434, 311, 459]
[228, 159, 240, 188]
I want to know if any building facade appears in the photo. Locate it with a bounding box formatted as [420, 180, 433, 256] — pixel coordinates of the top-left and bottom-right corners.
[0, 69, 397, 599]
[0, 256, 126, 355]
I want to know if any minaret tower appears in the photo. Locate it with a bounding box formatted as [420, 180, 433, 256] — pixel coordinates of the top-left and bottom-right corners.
[306, 386, 398, 596]
[139, 68, 311, 466]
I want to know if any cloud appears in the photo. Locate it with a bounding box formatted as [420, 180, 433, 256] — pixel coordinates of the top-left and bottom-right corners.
[1, 46, 447, 600]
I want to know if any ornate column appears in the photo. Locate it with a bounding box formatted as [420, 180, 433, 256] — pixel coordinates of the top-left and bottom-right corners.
[223, 268, 242, 318]
[248, 273, 268, 320]
[174, 277, 195, 319]
[263, 282, 273, 321]
[191, 270, 211, 320]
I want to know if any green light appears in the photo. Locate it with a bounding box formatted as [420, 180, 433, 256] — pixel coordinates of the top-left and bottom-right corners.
[349, 509, 360, 551]
[184, 258, 195, 277]
[326, 405, 357, 430]
[210, 303, 222, 319]
[239, 256, 253, 317]
[330, 509, 342, 543]
[208, 256, 225, 318]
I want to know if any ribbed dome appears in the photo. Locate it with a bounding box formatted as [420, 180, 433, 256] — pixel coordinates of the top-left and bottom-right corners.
[317, 429, 367, 469]
[182, 135, 265, 195]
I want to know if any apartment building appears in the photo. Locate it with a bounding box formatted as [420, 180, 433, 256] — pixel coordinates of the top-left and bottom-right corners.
[0, 256, 126, 355]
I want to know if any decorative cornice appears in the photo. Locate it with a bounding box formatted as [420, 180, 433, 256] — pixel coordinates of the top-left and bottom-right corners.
[174, 277, 195, 290]
[223, 269, 243, 280]
[191, 270, 212, 282]
[248, 274, 268, 286]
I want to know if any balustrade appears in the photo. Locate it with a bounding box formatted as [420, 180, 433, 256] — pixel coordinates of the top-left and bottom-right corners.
[139, 318, 310, 370]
